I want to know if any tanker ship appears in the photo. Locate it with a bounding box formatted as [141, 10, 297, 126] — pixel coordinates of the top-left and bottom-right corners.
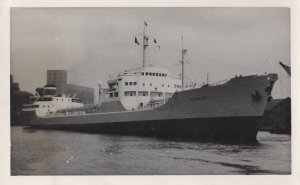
[24, 23, 278, 142]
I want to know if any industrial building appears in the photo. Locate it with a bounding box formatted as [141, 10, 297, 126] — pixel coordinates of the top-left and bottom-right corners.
[46, 70, 67, 95]
[46, 70, 94, 104]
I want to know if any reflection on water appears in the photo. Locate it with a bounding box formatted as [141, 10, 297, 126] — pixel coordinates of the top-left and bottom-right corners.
[11, 126, 291, 175]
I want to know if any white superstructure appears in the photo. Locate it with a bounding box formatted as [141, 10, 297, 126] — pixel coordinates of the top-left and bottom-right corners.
[22, 85, 84, 117]
[103, 66, 182, 110]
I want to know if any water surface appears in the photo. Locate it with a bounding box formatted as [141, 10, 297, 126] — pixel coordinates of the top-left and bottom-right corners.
[11, 126, 291, 175]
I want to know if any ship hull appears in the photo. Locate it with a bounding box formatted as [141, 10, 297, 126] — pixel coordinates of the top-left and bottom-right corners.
[30, 116, 261, 142]
[27, 74, 278, 142]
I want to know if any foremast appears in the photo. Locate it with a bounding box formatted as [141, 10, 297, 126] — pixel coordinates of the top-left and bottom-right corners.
[180, 36, 187, 91]
[142, 21, 149, 67]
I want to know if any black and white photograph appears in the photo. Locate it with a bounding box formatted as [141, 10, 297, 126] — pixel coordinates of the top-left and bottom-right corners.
[8, 7, 292, 176]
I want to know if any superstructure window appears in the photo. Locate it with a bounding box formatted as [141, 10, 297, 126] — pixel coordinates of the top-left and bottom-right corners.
[23, 104, 39, 109]
[129, 82, 132, 85]
[138, 91, 148, 96]
[150, 83, 152, 86]
[143, 83, 145, 86]
[133, 82, 137, 85]
[156, 73, 158, 76]
[38, 97, 52, 101]
[150, 91, 163, 97]
[109, 93, 113, 98]
[159, 73, 162, 76]
[114, 92, 118, 97]
[124, 91, 136, 96]
[125, 82, 128, 86]
[142, 72, 144, 75]
[162, 84, 164, 87]
[146, 72, 148, 76]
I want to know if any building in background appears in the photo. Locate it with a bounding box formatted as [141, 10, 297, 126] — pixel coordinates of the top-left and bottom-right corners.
[46, 70, 94, 104]
[47, 70, 67, 95]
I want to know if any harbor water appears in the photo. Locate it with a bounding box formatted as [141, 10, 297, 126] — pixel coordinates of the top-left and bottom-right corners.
[11, 126, 291, 175]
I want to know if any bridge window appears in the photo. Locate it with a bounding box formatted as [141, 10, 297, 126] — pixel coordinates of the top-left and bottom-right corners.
[156, 73, 158, 76]
[146, 72, 148, 76]
[150, 91, 163, 97]
[133, 82, 137, 85]
[138, 91, 148, 96]
[124, 91, 136, 96]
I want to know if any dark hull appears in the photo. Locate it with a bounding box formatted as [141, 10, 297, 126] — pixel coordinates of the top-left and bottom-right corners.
[30, 116, 261, 143]
[26, 74, 278, 143]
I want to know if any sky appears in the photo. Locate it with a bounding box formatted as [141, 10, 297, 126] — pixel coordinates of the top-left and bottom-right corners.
[10, 7, 290, 99]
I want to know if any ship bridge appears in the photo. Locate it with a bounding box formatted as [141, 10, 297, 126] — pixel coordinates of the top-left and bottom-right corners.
[102, 66, 182, 110]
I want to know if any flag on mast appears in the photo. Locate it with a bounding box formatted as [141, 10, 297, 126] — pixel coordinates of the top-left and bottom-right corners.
[144, 36, 149, 41]
[134, 37, 139, 45]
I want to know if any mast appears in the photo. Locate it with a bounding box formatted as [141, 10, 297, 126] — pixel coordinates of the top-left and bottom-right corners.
[98, 81, 103, 106]
[142, 21, 148, 67]
[181, 36, 187, 91]
[207, 73, 209, 85]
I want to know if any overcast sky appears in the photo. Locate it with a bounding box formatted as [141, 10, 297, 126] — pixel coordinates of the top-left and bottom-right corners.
[10, 7, 290, 98]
